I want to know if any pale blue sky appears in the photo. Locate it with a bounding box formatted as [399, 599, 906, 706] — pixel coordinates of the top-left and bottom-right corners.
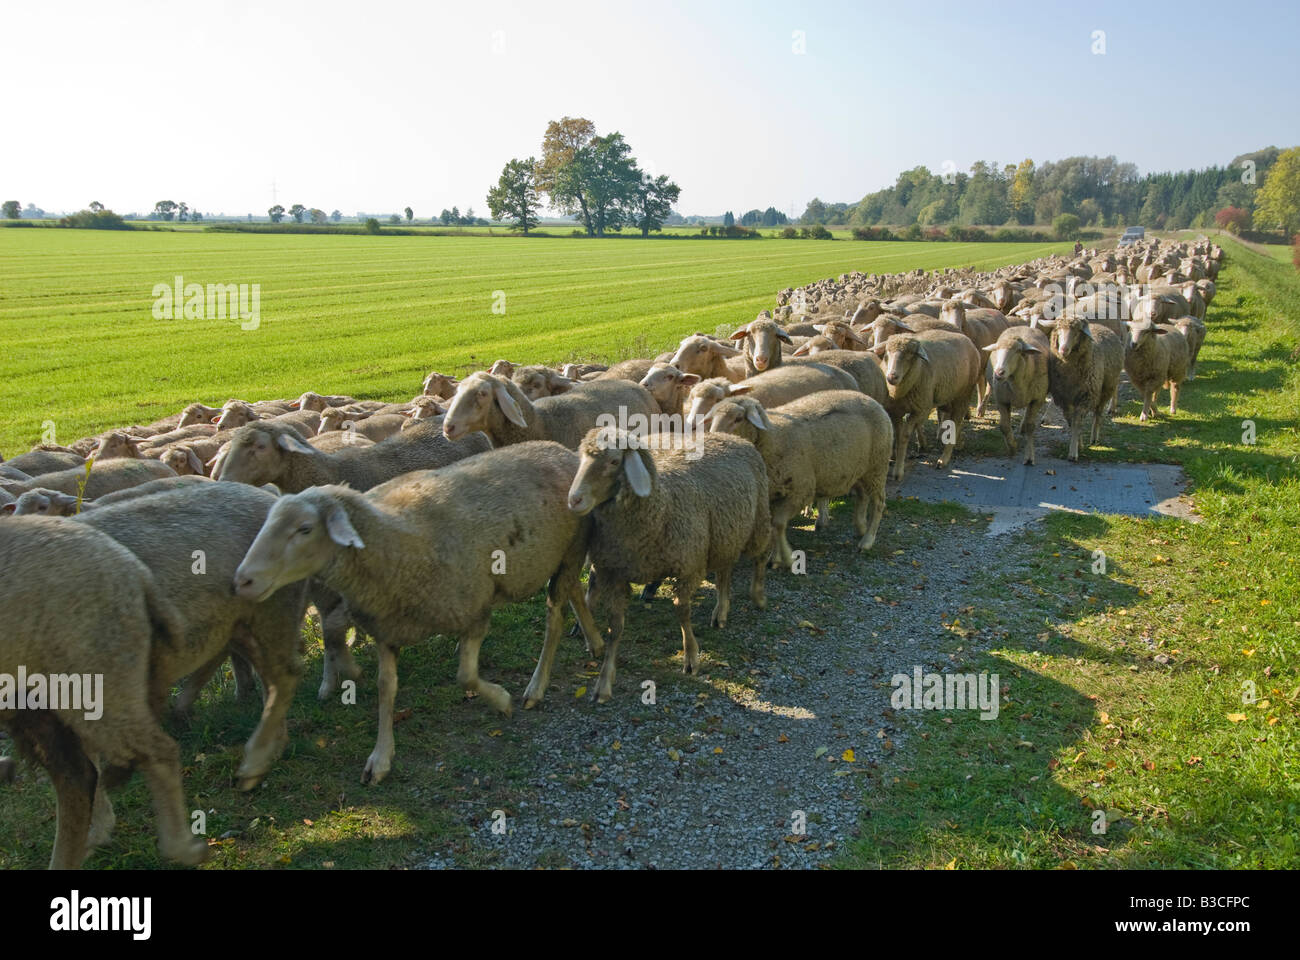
[4, 0, 1297, 217]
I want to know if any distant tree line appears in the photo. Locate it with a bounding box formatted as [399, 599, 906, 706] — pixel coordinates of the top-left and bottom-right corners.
[799, 147, 1299, 237]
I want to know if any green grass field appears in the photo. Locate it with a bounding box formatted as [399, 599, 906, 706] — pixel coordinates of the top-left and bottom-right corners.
[0, 231, 1069, 454]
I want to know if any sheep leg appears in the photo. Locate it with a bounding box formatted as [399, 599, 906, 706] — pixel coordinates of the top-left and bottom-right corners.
[362, 641, 401, 785]
[974, 372, 989, 418]
[87, 777, 117, 850]
[890, 415, 911, 482]
[319, 605, 361, 700]
[854, 473, 886, 552]
[997, 403, 1016, 459]
[231, 652, 257, 703]
[23, 715, 96, 869]
[172, 652, 224, 720]
[936, 406, 960, 470]
[1068, 408, 1083, 461]
[709, 566, 730, 631]
[456, 620, 512, 716]
[638, 580, 663, 601]
[750, 552, 767, 610]
[676, 577, 702, 672]
[1169, 380, 1180, 415]
[1021, 399, 1043, 466]
[593, 582, 630, 703]
[770, 500, 797, 569]
[1140, 388, 1153, 422]
[135, 728, 209, 866]
[814, 496, 831, 531]
[524, 560, 600, 709]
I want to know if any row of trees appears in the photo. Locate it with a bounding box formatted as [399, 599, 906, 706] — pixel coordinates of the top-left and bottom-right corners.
[150, 200, 201, 221]
[486, 117, 682, 236]
[801, 147, 1299, 236]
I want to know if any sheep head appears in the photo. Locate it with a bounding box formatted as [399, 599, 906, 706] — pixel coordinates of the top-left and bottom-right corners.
[442, 372, 528, 441]
[234, 487, 364, 602]
[569, 427, 656, 515]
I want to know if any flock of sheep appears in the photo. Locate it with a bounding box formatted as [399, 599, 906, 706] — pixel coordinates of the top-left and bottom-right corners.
[0, 234, 1223, 868]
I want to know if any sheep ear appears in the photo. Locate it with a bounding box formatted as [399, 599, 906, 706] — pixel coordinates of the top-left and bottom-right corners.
[727, 383, 753, 395]
[791, 342, 811, 356]
[776, 327, 794, 344]
[1082, 325, 1095, 341]
[277, 432, 316, 455]
[1020, 341, 1042, 354]
[493, 381, 529, 427]
[728, 326, 750, 341]
[915, 345, 932, 365]
[550, 376, 578, 394]
[324, 506, 366, 549]
[0, 503, 14, 515]
[681, 373, 701, 386]
[622, 449, 653, 497]
[872, 343, 888, 357]
[813, 324, 827, 333]
[709, 341, 743, 357]
[186, 449, 204, 474]
[845, 327, 869, 345]
[981, 343, 998, 352]
[745, 405, 770, 430]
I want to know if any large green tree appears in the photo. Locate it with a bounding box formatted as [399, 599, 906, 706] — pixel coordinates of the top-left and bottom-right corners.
[1, 200, 19, 219]
[1254, 147, 1300, 238]
[537, 116, 597, 234]
[630, 172, 681, 236]
[486, 157, 542, 234]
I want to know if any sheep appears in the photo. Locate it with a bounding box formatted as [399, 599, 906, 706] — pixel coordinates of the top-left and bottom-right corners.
[728, 312, 794, 375]
[787, 349, 889, 405]
[594, 357, 660, 384]
[488, 359, 518, 378]
[567, 428, 770, 703]
[91, 432, 148, 459]
[1132, 290, 1191, 325]
[561, 362, 608, 380]
[939, 300, 1010, 415]
[1038, 316, 1124, 458]
[639, 364, 701, 417]
[982, 326, 1049, 465]
[177, 402, 224, 427]
[232, 442, 603, 783]
[421, 372, 460, 399]
[685, 363, 858, 420]
[1124, 319, 1190, 420]
[1181, 282, 1207, 321]
[72, 484, 309, 786]
[703, 390, 892, 562]
[1, 458, 177, 500]
[860, 313, 952, 349]
[216, 417, 488, 492]
[160, 445, 209, 476]
[512, 365, 578, 400]
[215, 402, 320, 437]
[401, 395, 445, 426]
[442, 372, 659, 450]
[871, 329, 981, 481]
[317, 410, 406, 442]
[0, 517, 209, 867]
[4, 447, 85, 476]
[668, 334, 746, 382]
[1173, 316, 1207, 380]
[289, 392, 356, 412]
[810, 319, 871, 351]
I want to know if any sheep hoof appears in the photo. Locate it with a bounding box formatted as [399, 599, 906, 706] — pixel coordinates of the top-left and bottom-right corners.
[163, 837, 210, 867]
[236, 771, 265, 792]
[361, 752, 390, 785]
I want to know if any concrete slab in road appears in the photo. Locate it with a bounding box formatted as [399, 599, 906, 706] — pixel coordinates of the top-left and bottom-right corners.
[897, 456, 1197, 535]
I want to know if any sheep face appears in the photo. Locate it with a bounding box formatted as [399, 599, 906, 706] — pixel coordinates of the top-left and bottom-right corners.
[234, 491, 364, 602]
[5, 488, 82, 516]
[864, 316, 915, 349]
[702, 396, 770, 440]
[1126, 320, 1164, 350]
[442, 372, 527, 441]
[816, 320, 867, 350]
[730, 317, 792, 373]
[215, 401, 258, 430]
[406, 395, 445, 423]
[421, 372, 458, 399]
[513, 366, 575, 401]
[161, 446, 205, 476]
[639, 364, 699, 410]
[878, 335, 929, 389]
[686, 378, 730, 421]
[986, 337, 1041, 383]
[178, 403, 222, 427]
[487, 359, 517, 378]
[218, 424, 309, 485]
[1047, 317, 1091, 360]
[669, 335, 741, 378]
[292, 392, 330, 413]
[568, 428, 655, 515]
[318, 409, 351, 433]
[95, 432, 144, 459]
